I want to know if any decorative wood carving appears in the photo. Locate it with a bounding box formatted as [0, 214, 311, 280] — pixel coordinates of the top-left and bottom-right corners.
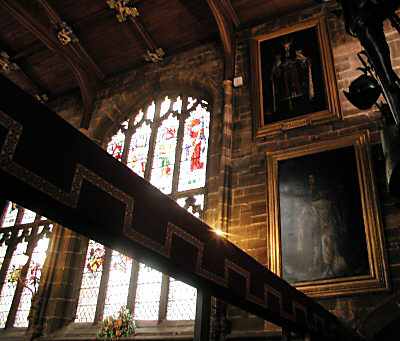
[107, 0, 165, 63]
[0, 51, 19, 73]
[144, 48, 165, 63]
[56, 22, 78, 46]
[107, 0, 139, 22]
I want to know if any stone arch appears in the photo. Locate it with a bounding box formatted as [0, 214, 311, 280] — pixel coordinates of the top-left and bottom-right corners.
[357, 289, 400, 340]
[91, 75, 222, 147]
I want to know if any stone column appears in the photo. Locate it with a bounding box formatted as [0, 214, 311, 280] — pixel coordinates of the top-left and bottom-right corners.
[27, 226, 88, 339]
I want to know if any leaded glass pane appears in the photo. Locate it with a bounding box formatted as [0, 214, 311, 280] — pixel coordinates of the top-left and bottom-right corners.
[178, 103, 210, 191]
[0, 242, 28, 328]
[173, 96, 183, 113]
[20, 209, 36, 224]
[2, 202, 18, 228]
[146, 101, 156, 121]
[106, 120, 128, 162]
[134, 264, 162, 320]
[160, 96, 171, 117]
[0, 245, 7, 272]
[150, 114, 179, 194]
[75, 241, 105, 323]
[134, 110, 144, 125]
[127, 123, 152, 178]
[103, 251, 132, 318]
[166, 277, 197, 320]
[176, 194, 204, 219]
[14, 237, 50, 327]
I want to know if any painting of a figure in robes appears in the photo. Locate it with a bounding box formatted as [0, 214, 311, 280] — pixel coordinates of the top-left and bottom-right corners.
[278, 146, 369, 283]
[266, 134, 389, 297]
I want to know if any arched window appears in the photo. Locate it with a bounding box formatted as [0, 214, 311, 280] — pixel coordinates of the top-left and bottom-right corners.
[75, 94, 211, 325]
[0, 202, 53, 328]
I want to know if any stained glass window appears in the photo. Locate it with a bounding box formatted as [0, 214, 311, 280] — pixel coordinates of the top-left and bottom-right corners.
[75, 93, 211, 326]
[0, 202, 52, 329]
[134, 264, 162, 320]
[178, 104, 210, 191]
[166, 277, 197, 320]
[103, 251, 132, 318]
[106, 120, 129, 162]
[75, 240, 105, 323]
[1, 202, 18, 228]
[14, 237, 50, 327]
[150, 113, 179, 194]
[127, 123, 152, 178]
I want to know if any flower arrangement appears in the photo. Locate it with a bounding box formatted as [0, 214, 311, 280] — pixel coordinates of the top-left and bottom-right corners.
[97, 306, 136, 340]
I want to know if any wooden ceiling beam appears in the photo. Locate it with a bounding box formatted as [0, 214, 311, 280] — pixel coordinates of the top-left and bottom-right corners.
[128, 16, 158, 52]
[220, 0, 240, 28]
[0, 47, 47, 102]
[206, 0, 236, 79]
[0, 0, 102, 129]
[107, 0, 164, 63]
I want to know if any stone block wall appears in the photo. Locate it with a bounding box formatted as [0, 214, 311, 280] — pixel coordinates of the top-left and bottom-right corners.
[227, 3, 400, 339]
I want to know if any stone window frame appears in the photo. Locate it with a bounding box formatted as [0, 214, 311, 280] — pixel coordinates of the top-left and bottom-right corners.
[73, 90, 213, 333]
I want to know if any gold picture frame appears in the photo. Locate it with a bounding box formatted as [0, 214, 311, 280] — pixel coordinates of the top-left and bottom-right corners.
[266, 132, 389, 297]
[251, 17, 341, 136]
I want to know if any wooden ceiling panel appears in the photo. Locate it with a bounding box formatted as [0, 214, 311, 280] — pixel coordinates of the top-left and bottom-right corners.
[0, 8, 41, 53]
[231, 0, 314, 26]
[47, 0, 108, 24]
[137, 0, 217, 53]
[24, 49, 77, 96]
[73, 15, 147, 76]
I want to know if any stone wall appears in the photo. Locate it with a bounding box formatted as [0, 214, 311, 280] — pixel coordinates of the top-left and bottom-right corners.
[227, 3, 400, 339]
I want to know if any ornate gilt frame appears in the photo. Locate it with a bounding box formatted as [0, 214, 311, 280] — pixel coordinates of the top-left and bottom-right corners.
[251, 17, 341, 137]
[266, 132, 389, 297]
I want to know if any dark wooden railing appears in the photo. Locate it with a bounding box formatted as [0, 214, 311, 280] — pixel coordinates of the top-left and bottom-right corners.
[0, 75, 363, 340]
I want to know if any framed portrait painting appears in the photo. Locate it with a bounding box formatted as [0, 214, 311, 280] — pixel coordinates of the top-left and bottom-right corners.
[251, 17, 341, 136]
[266, 132, 389, 297]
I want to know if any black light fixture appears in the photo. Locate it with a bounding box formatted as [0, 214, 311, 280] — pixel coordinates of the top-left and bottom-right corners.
[344, 51, 382, 111]
[344, 73, 382, 110]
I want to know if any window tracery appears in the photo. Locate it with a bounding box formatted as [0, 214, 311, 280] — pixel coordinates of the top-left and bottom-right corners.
[75, 94, 211, 325]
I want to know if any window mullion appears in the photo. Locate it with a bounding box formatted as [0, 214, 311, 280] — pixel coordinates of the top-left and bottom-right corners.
[158, 274, 169, 322]
[121, 129, 134, 166]
[0, 240, 18, 300]
[15, 208, 24, 225]
[0, 200, 7, 226]
[93, 248, 112, 323]
[144, 99, 162, 181]
[126, 260, 139, 315]
[5, 226, 38, 328]
[171, 97, 189, 197]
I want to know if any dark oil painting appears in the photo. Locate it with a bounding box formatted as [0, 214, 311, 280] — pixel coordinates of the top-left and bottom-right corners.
[260, 26, 327, 124]
[278, 147, 370, 284]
